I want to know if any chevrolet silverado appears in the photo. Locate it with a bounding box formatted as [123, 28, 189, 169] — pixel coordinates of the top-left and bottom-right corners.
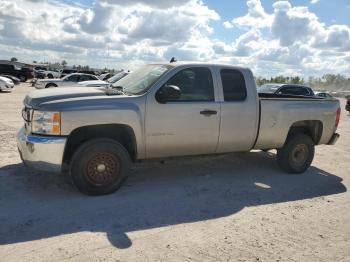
[17, 62, 341, 195]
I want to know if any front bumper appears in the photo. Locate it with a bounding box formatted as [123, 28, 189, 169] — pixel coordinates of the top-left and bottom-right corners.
[0, 83, 14, 90]
[17, 127, 67, 173]
[34, 83, 45, 89]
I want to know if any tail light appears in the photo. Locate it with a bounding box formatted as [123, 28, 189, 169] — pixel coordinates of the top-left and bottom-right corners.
[335, 107, 341, 129]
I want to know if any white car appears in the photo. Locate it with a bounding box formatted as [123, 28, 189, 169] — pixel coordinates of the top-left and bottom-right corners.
[98, 72, 112, 81]
[35, 73, 99, 89]
[78, 71, 130, 88]
[42, 69, 61, 79]
[315, 91, 333, 99]
[0, 76, 15, 92]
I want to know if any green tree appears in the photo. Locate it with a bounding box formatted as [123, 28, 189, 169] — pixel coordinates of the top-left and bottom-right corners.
[10, 57, 18, 62]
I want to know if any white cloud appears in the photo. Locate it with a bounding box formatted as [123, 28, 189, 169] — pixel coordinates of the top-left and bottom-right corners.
[222, 21, 234, 29]
[233, 29, 262, 56]
[222, 0, 350, 76]
[100, 0, 191, 9]
[0, 0, 219, 69]
[312, 25, 350, 51]
[78, 1, 116, 34]
[310, 0, 320, 4]
[0, 0, 349, 77]
[118, 9, 196, 44]
[229, 0, 272, 28]
[271, 1, 322, 46]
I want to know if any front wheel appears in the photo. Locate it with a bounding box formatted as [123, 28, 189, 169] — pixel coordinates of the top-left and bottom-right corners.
[70, 138, 130, 195]
[276, 133, 315, 174]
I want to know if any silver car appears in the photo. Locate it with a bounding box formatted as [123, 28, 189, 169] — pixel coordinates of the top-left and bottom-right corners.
[35, 73, 99, 89]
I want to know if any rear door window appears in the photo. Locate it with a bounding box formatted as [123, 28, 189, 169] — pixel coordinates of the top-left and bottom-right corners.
[79, 75, 96, 81]
[220, 69, 247, 101]
[66, 74, 80, 82]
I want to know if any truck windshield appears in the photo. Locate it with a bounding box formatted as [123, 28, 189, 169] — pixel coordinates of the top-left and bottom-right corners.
[107, 71, 128, 83]
[111, 65, 171, 95]
[258, 84, 281, 93]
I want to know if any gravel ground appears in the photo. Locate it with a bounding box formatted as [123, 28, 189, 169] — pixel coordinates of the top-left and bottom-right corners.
[0, 83, 349, 262]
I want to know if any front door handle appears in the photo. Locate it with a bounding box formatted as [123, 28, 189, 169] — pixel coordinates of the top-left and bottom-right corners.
[200, 110, 217, 116]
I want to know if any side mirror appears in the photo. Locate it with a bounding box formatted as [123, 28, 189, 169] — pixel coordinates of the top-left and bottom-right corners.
[156, 85, 181, 103]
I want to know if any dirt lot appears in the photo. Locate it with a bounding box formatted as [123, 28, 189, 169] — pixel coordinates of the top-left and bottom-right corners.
[0, 83, 349, 262]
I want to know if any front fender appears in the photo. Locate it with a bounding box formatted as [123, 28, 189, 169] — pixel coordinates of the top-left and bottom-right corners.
[58, 97, 146, 158]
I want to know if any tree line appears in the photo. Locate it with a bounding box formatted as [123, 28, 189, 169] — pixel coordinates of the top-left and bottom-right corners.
[31, 60, 117, 73]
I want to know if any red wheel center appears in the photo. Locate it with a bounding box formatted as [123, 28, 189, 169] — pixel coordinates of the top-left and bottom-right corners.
[85, 152, 120, 186]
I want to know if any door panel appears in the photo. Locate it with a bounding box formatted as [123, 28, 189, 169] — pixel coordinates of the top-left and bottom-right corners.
[145, 67, 220, 158]
[216, 68, 259, 153]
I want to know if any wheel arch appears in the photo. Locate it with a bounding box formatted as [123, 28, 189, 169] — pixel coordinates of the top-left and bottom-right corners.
[45, 83, 58, 88]
[62, 124, 137, 172]
[287, 120, 323, 145]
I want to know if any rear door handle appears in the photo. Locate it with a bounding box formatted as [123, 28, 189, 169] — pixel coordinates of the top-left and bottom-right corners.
[200, 110, 217, 116]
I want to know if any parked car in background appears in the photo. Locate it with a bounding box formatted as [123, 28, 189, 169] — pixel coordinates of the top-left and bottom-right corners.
[346, 95, 350, 113]
[0, 76, 15, 91]
[315, 92, 333, 99]
[78, 70, 96, 76]
[34, 70, 46, 79]
[18, 62, 341, 195]
[20, 67, 35, 81]
[42, 69, 82, 79]
[78, 71, 129, 88]
[60, 69, 78, 78]
[98, 72, 112, 81]
[258, 83, 315, 97]
[34, 73, 99, 89]
[0, 75, 20, 85]
[43, 69, 61, 79]
[33, 67, 48, 79]
[0, 64, 34, 82]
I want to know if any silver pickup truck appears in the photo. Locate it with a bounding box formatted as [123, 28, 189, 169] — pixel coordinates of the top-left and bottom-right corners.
[17, 62, 341, 195]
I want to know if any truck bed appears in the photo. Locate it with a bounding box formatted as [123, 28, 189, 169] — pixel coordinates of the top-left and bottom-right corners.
[254, 95, 340, 150]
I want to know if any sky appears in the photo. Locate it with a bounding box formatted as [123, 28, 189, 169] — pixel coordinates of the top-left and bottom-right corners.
[0, 0, 349, 77]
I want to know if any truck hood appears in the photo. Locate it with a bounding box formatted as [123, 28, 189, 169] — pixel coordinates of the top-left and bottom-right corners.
[78, 80, 108, 86]
[37, 78, 62, 83]
[24, 87, 107, 108]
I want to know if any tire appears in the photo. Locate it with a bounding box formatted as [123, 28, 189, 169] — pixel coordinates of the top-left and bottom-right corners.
[45, 83, 57, 88]
[276, 133, 315, 174]
[47, 74, 54, 79]
[19, 76, 27, 82]
[70, 138, 130, 196]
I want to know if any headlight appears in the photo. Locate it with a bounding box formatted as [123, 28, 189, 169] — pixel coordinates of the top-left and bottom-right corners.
[32, 111, 61, 135]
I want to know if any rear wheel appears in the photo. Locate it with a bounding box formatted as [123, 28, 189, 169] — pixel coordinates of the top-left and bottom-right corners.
[47, 74, 54, 79]
[45, 83, 57, 88]
[276, 133, 315, 174]
[19, 76, 27, 82]
[70, 139, 130, 195]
